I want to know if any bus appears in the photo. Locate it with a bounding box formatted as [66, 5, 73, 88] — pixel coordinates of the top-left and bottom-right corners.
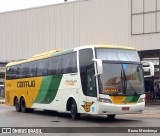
[5, 45, 145, 119]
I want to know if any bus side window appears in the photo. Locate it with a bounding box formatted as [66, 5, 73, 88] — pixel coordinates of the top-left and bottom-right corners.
[11, 65, 17, 79]
[6, 67, 11, 80]
[48, 56, 62, 75]
[61, 52, 77, 74]
[16, 65, 22, 78]
[48, 58, 54, 75]
[29, 62, 36, 77]
[36, 59, 48, 76]
[19, 64, 29, 78]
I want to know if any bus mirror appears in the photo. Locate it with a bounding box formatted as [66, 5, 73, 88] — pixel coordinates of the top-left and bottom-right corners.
[141, 61, 154, 78]
[92, 59, 103, 75]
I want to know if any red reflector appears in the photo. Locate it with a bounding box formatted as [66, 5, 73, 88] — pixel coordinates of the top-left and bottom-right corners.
[122, 107, 129, 111]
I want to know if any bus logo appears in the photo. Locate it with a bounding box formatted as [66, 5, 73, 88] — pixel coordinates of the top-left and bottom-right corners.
[81, 102, 94, 112]
[17, 80, 35, 88]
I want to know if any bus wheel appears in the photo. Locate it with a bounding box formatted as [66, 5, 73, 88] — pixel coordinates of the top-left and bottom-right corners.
[20, 97, 27, 113]
[14, 97, 21, 112]
[70, 100, 80, 120]
[107, 114, 116, 120]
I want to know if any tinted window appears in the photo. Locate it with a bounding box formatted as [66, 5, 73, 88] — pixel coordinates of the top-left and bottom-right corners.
[17, 64, 23, 78]
[61, 52, 77, 74]
[16, 63, 37, 78]
[6, 65, 18, 79]
[11, 65, 17, 79]
[36, 59, 48, 76]
[96, 48, 140, 62]
[29, 62, 37, 77]
[6, 52, 77, 80]
[48, 56, 62, 75]
[23, 63, 37, 78]
[6, 67, 12, 80]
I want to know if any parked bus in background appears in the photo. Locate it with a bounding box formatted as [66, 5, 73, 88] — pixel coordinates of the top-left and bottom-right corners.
[5, 45, 145, 119]
[141, 61, 156, 102]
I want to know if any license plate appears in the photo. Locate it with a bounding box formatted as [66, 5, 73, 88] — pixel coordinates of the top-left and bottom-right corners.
[122, 107, 129, 111]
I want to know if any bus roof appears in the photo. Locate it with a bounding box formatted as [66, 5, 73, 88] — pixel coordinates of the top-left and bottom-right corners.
[7, 49, 63, 66]
[6, 45, 136, 67]
[76, 45, 136, 50]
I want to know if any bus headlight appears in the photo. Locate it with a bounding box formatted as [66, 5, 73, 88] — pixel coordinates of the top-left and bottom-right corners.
[138, 98, 145, 103]
[99, 98, 112, 103]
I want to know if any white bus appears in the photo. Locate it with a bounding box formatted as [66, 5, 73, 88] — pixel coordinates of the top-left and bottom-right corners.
[5, 45, 145, 119]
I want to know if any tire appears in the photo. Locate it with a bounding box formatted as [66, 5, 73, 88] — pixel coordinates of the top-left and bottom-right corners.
[107, 114, 116, 120]
[14, 97, 21, 112]
[20, 97, 27, 113]
[27, 108, 34, 113]
[70, 100, 80, 120]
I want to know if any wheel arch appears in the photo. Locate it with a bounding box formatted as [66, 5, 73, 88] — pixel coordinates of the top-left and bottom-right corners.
[66, 96, 78, 111]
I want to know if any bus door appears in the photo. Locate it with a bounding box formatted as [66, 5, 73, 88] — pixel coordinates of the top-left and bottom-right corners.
[85, 64, 97, 114]
[79, 48, 97, 114]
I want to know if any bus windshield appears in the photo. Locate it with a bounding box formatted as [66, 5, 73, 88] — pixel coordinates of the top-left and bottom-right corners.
[96, 48, 140, 62]
[96, 48, 144, 95]
[98, 63, 144, 95]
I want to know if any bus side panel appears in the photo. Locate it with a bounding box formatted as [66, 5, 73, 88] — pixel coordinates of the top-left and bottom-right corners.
[31, 73, 87, 113]
[58, 73, 81, 112]
[31, 75, 63, 110]
[5, 77, 43, 108]
[58, 73, 96, 114]
[5, 80, 15, 106]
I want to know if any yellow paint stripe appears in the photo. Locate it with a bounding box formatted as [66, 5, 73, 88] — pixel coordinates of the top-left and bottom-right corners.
[110, 96, 138, 104]
[94, 45, 135, 50]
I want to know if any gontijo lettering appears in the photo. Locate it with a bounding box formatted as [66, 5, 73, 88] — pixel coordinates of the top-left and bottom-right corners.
[17, 81, 35, 88]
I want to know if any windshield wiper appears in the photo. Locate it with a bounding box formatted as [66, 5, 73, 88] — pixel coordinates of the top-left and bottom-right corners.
[121, 68, 127, 94]
[126, 80, 138, 95]
[122, 67, 138, 96]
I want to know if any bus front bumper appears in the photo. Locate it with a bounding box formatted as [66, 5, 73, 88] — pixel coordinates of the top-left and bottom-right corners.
[97, 102, 145, 115]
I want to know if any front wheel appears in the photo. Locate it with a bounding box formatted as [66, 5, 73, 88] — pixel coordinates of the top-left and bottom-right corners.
[70, 100, 80, 120]
[107, 114, 116, 120]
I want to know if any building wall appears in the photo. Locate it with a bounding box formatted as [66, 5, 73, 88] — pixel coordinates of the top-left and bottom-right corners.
[0, 0, 160, 61]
